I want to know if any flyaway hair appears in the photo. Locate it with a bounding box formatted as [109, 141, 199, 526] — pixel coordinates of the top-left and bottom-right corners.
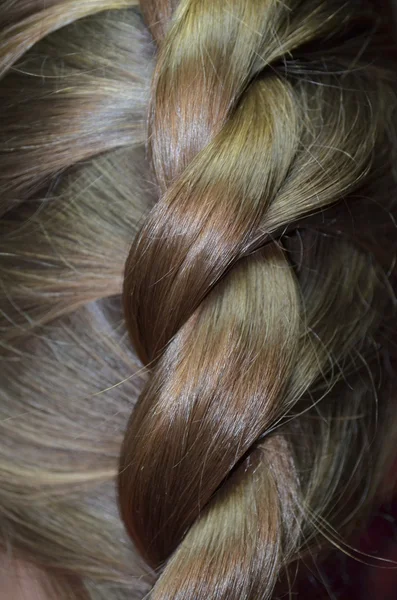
[0, 0, 397, 599]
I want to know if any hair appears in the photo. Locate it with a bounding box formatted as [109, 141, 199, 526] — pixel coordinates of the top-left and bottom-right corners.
[1, 0, 397, 598]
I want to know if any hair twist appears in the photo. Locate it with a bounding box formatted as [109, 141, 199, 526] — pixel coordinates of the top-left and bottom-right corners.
[119, 1, 397, 597]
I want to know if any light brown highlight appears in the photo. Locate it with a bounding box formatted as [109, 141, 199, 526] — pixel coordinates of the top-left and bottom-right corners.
[0, 1, 396, 599]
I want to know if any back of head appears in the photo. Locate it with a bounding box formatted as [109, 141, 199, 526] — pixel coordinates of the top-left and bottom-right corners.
[1, 1, 397, 598]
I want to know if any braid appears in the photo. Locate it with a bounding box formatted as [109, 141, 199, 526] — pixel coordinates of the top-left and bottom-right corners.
[119, 1, 397, 597]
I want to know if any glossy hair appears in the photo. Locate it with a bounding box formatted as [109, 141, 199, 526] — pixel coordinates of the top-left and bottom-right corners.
[1, 1, 397, 599]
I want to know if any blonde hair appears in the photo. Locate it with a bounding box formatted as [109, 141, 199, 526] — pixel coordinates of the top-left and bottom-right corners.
[1, 1, 397, 598]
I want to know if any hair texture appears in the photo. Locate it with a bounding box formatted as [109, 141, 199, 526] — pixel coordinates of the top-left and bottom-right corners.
[0, 3, 156, 599]
[119, 0, 397, 597]
[0, 1, 397, 599]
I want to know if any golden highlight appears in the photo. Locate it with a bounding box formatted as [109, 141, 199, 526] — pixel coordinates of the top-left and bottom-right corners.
[0, 0, 396, 599]
[119, 0, 397, 597]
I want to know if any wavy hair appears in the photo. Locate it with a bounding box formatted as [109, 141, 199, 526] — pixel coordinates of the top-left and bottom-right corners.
[1, 0, 397, 598]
